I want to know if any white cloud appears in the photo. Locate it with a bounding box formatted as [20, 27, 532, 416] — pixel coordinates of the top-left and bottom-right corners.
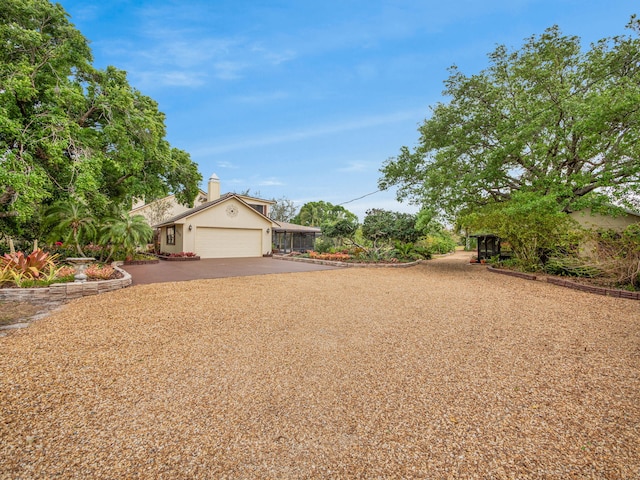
[216, 160, 238, 169]
[193, 107, 427, 156]
[337, 162, 371, 173]
[258, 178, 285, 187]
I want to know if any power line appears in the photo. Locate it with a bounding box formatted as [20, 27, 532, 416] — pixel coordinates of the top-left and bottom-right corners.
[337, 189, 382, 206]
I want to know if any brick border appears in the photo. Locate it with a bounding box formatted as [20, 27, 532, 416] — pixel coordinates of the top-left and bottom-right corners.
[487, 266, 639, 300]
[486, 265, 537, 281]
[545, 276, 640, 300]
[0, 265, 131, 302]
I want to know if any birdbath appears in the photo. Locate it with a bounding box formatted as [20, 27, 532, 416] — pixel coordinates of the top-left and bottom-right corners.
[66, 257, 95, 283]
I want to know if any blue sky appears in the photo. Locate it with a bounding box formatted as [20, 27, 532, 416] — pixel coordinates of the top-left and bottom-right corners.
[57, 0, 638, 220]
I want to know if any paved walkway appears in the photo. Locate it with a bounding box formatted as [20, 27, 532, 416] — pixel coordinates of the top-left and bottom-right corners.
[123, 256, 339, 285]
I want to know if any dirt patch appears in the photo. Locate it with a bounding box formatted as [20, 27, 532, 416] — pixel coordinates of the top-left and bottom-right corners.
[0, 301, 41, 326]
[0, 299, 65, 328]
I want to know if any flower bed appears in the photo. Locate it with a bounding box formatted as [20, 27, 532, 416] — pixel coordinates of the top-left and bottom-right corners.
[156, 252, 200, 261]
[0, 265, 131, 302]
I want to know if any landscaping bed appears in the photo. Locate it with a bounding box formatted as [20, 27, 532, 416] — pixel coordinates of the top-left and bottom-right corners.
[156, 252, 201, 261]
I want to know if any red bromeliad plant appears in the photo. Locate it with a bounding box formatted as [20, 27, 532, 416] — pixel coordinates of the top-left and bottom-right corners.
[84, 263, 115, 280]
[1, 249, 60, 280]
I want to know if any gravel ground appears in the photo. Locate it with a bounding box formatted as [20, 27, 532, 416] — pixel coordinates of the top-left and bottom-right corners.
[1, 251, 638, 479]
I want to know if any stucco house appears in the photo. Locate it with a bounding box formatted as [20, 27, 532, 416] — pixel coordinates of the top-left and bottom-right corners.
[569, 207, 640, 231]
[152, 174, 276, 258]
[130, 191, 209, 227]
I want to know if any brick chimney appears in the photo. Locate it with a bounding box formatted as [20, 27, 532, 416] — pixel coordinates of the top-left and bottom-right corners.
[207, 173, 220, 201]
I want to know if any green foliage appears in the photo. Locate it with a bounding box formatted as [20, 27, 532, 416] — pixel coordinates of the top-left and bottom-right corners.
[0, 0, 201, 233]
[379, 17, 640, 219]
[99, 213, 153, 261]
[465, 192, 582, 272]
[419, 231, 458, 255]
[362, 209, 420, 245]
[544, 257, 601, 278]
[391, 242, 431, 261]
[321, 218, 359, 247]
[291, 201, 358, 227]
[44, 200, 96, 256]
[313, 237, 333, 254]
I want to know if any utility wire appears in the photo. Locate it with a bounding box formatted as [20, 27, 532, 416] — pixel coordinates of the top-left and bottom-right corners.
[337, 189, 382, 206]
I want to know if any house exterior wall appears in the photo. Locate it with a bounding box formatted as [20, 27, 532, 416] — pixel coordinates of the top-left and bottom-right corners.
[570, 209, 640, 231]
[181, 200, 273, 256]
[159, 224, 185, 254]
[238, 197, 272, 218]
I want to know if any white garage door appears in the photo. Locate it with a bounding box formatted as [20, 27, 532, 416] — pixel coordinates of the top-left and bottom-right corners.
[195, 227, 262, 258]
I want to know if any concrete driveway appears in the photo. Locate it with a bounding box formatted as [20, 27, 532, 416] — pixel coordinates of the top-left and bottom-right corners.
[122, 256, 339, 285]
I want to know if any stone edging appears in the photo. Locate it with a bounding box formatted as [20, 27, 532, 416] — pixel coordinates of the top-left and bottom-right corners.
[487, 265, 639, 300]
[124, 259, 159, 266]
[0, 265, 132, 302]
[273, 255, 423, 268]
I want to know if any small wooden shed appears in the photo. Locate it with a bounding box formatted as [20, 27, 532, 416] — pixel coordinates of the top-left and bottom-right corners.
[471, 234, 502, 261]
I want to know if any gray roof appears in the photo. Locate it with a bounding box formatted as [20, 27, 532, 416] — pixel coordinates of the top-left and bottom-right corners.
[272, 222, 321, 234]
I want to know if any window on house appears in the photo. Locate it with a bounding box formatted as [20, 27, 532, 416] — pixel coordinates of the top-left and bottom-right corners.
[250, 204, 265, 215]
[166, 226, 176, 245]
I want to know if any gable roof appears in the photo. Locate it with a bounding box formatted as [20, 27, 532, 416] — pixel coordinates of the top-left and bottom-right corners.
[154, 193, 276, 228]
[130, 190, 208, 215]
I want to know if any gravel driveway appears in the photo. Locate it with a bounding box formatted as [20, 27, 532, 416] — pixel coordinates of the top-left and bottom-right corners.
[1, 251, 638, 478]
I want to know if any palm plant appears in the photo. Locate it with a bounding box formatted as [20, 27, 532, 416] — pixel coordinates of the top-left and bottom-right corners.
[44, 200, 96, 256]
[99, 213, 153, 261]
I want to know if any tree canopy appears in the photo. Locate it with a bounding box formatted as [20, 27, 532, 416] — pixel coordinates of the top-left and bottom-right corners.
[361, 209, 420, 245]
[269, 196, 298, 222]
[0, 0, 201, 228]
[291, 201, 358, 227]
[379, 17, 640, 219]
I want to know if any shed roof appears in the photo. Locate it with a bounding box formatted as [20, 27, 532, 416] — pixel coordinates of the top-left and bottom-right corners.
[273, 222, 321, 234]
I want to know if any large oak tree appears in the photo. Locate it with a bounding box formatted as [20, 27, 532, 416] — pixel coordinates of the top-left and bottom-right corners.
[379, 17, 640, 219]
[0, 0, 201, 233]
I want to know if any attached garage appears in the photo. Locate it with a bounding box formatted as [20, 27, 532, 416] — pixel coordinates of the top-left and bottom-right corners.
[154, 192, 275, 258]
[195, 227, 262, 258]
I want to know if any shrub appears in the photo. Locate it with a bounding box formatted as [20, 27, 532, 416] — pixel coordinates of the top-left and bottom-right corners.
[420, 232, 457, 255]
[85, 263, 116, 280]
[308, 251, 351, 262]
[584, 225, 640, 288]
[391, 242, 433, 261]
[544, 257, 601, 278]
[313, 238, 334, 254]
